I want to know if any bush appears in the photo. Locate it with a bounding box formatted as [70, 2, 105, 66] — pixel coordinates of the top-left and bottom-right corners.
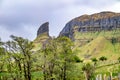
[91, 58, 98, 62]
[74, 56, 83, 63]
[118, 57, 120, 63]
[91, 58, 98, 65]
[111, 37, 117, 44]
[99, 56, 107, 61]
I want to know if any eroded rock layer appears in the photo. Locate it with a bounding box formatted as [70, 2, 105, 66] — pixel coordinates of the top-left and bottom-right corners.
[60, 11, 120, 38]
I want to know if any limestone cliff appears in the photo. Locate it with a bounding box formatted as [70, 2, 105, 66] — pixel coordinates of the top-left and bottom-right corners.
[37, 22, 49, 37]
[59, 11, 120, 39]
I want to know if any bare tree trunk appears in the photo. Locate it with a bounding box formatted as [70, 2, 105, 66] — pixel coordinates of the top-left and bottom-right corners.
[63, 62, 67, 80]
[43, 67, 47, 80]
[49, 63, 54, 80]
[43, 54, 47, 80]
[27, 61, 31, 80]
[23, 60, 27, 80]
[84, 72, 89, 80]
[18, 61, 22, 79]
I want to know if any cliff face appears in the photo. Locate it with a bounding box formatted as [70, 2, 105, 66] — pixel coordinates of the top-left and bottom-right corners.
[37, 22, 49, 37]
[59, 11, 120, 38]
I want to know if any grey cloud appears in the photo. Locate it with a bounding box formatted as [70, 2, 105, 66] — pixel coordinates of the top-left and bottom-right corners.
[0, 0, 120, 41]
[74, 0, 117, 8]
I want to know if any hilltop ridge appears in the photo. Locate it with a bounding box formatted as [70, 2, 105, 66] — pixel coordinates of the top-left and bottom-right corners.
[59, 11, 120, 39]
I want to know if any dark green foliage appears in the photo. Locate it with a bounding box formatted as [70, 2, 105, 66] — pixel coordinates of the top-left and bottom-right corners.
[0, 35, 34, 80]
[87, 40, 90, 43]
[91, 58, 98, 62]
[111, 37, 117, 44]
[91, 58, 98, 65]
[99, 56, 107, 61]
[74, 56, 83, 63]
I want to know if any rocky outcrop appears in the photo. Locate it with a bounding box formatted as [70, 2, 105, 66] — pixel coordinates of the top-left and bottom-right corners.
[37, 22, 49, 36]
[59, 11, 120, 39]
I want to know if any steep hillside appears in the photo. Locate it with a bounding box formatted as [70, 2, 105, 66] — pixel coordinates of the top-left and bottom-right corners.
[77, 36, 118, 59]
[74, 30, 120, 60]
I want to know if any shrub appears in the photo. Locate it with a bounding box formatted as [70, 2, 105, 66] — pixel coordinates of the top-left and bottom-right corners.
[111, 37, 117, 44]
[118, 57, 120, 63]
[91, 58, 98, 65]
[99, 56, 107, 61]
[74, 56, 83, 63]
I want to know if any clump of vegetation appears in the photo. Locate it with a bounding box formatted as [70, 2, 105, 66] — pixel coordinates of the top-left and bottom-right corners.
[91, 58, 98, 65]
[99, 56, 107, 61]
[74, 56, 83, 63]
[111, 37, 117, 44]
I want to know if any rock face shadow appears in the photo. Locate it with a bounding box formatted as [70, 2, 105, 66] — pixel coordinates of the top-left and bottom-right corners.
[37, 22, 49, 37]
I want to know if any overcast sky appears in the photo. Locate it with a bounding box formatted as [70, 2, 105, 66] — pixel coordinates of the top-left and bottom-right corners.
[0, 0, 120, 41]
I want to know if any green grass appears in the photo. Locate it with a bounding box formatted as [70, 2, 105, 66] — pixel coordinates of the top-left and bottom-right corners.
[74, 29, 120, 60]
[32, 71, 43, 80]
[0, 71, 43, 80]
[72, 29, 120, 79]
[95, 63, 120, 76]
[75, 29, 120, 40]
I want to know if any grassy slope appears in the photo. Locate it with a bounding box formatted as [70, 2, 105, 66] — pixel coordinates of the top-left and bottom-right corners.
[74, 29, 120, 60]
[74, 30, 120, 79]
[33, 32, 50, 51]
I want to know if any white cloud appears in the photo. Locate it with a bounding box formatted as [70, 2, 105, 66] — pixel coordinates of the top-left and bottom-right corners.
[104, 2, 120, 12]
[0, 25, 13, 41]
[22, 24, 38, 40]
